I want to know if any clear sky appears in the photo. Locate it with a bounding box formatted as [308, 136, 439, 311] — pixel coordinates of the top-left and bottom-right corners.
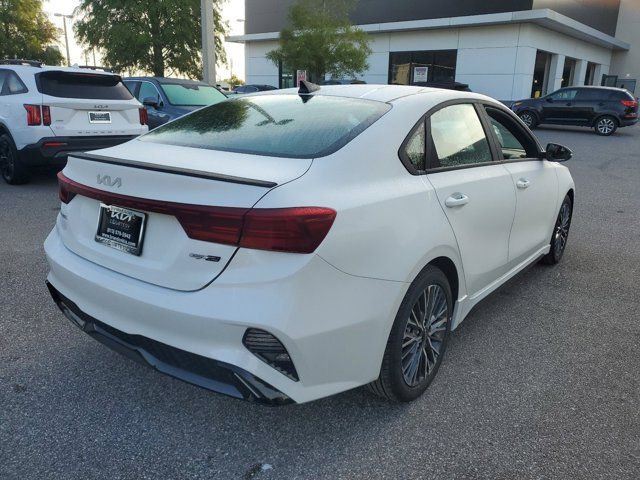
[43, 0, 246, 80]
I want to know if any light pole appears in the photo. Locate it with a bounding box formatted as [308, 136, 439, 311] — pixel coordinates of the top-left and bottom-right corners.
[201, 0, 216, 85]
[54, 13, 73, 66]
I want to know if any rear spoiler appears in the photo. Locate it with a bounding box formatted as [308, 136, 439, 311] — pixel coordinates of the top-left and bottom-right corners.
[69, 152, 278, 188]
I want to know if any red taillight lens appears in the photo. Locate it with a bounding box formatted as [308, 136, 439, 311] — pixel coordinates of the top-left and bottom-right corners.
[58, 177, 76, 204]
[56, 173, 336, 253]
[240, 207, 337, 253]
[42, 105, 51, 126]
[621, 99, 638, 108]
[24, 104, 41, 126]
[139, 107, 148, 125]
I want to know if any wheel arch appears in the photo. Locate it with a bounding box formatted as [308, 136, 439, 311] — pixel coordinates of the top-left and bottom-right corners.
[591, 113, 619, 128]
[428, 256, 459, 308]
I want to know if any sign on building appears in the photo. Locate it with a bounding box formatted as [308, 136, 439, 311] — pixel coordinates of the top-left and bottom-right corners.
[413, 66, 428, 83]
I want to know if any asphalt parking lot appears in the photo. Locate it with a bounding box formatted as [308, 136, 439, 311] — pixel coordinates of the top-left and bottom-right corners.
[1, 125, 639, 479]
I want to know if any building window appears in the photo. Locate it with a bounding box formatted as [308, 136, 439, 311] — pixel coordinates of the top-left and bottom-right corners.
[531, 50, 551, 98]
[388, 50, 457, 85]
[584, 62, 597, 85]
[561, 57, 577, 88]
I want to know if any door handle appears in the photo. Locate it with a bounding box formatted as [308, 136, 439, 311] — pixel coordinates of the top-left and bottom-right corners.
[516, 178, 531, 189]
[445, 193, 469, 207]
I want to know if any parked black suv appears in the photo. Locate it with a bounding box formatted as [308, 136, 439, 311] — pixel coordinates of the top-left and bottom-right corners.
[511, 86, 638, 136]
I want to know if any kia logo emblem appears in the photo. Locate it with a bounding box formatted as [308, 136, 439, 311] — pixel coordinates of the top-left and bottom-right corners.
[97, 174, 122, 188]
[110, 210, 132, 221]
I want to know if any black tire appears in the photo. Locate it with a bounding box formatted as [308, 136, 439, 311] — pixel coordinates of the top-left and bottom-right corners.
[369, 265, 453, 402]
[518, 110, 538, 129]
[0, 134, 30, 185]
[594, 115, 618, 136]
[541, 194, 573, 265]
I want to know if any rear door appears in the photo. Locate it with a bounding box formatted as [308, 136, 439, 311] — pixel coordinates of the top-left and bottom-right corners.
[37, 70, 144, 137]
[572, 88, 600, 124]
[424, 102, 516, 296]
[483, 105, 558, 266]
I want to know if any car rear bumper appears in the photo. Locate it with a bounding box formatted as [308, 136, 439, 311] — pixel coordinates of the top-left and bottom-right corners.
[19, 135, 138, 167]
[44, 226, 406, 404]
[47, 281, 293, 405]
[620, 117, 638, 127]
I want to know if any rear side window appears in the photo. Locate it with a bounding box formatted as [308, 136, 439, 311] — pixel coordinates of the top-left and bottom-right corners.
[0, 70, 28, 95]
[575, 89, 605, 101]
[37, 71, 133, 100]
[428, 104, 492, 169]
[139, 94, 391, 158]
[606, 89, 634, 101]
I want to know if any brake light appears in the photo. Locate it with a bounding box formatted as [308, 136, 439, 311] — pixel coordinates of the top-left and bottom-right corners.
[57, 173, 336, 253]
[42, 105, 51, 125]
[58, 177, 76, 204]
[240, 207, 336, 253]
[139, 107, 148, 125]
[24, 104, 41, 125]
[621, 99, 638, 108]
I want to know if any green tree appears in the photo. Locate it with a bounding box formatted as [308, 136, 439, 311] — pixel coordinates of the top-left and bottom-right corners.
[74, 0, 228, 78]
[0, 0, 64, 65]
[266, 0, 371, 83]
[224, 74, 244, 88]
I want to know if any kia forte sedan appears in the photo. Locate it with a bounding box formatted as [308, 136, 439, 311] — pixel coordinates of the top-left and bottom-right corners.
[45, 83, 575, 405]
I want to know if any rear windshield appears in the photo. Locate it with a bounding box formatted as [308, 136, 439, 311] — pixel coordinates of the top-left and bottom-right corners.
[139, 94, 391, 158]
[37, 71, 133, 100]
[160, 83, 226, 106]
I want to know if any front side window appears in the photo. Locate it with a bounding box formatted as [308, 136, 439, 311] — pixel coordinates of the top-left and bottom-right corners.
[140, 94, 391, 158]
[160, 83, 226, 106]
[548, 89, 577, 101]
[485, 108, 538, 160]
[429, 104, 492, 169]
[138, 82, 160, 103]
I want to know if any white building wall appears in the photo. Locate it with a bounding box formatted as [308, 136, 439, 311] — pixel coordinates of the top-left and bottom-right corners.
[610, 0, 640, 90]
[245, 40, 280, 87]
[244, 23, 614, 101]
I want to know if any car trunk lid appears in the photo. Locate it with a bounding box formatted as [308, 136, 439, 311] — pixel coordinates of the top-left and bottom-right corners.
[57, 141, 312, 291]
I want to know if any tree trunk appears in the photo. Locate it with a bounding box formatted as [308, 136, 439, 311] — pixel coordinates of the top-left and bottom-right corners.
[149, 13, 164, 77]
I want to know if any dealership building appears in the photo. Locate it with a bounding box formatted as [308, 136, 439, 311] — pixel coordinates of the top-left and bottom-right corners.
[229, 0, 640, 101]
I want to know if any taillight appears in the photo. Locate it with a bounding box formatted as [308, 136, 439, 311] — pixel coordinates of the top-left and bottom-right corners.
[621, 99, 638, 108]
[57, 173, 336, 253]
[139, 107, 148, 125]
[239, 207, 336, 253]
[24, 104, 41, 126]
[58, 178, 76, 204]
[42, 105, 51, 126]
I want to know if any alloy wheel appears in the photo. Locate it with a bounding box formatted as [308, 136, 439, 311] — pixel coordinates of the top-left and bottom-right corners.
[0, 140, 14, 182]
[554, 201, 571, 257]
[519, 112, 534, 128]
[401, 284, 449, 387]
[597, 118, 615, 135]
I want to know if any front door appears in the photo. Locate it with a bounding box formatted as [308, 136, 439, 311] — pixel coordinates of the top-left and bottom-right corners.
[424, 103, 516, 296]
[483, 106, 559, 266]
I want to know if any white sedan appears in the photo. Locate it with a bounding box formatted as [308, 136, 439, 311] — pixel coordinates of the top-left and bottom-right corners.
[45, 83, 575, 404]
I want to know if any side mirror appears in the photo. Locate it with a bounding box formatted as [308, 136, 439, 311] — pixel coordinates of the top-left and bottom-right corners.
[142, 96, 160, 108]
[546, 97, 554, 103]
[544, 143, 573, 162]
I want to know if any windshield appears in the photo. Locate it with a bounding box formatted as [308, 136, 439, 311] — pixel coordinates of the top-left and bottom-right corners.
[160, 83, 226, 106]
[139, 94, 391, 158]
